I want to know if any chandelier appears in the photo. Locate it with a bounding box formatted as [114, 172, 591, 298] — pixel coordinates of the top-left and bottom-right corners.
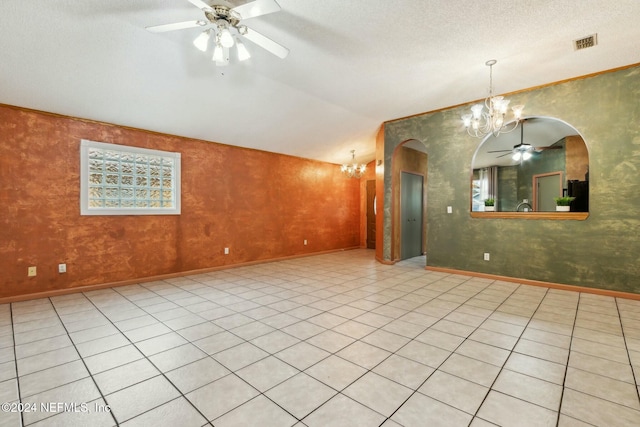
[462, 60, 524, 138]
[341, 150, 367, 178]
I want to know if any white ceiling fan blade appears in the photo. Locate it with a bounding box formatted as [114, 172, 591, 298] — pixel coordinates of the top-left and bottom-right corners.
[187, 0, 212, 10]
[232, 0, 281, 20]
[242, 27, 289, 59]
[146, 20, 207, 33]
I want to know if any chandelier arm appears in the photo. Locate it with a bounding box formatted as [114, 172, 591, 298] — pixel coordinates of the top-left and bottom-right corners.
[499, 120, 521, 134]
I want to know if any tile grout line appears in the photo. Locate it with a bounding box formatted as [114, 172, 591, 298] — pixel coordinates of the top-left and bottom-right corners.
[38, 297, 120, 427]
[381, 276, 528, 426]
[8, 252, 638, 426]
[87, 271, 368, 425]
[83, 267, 640, 425]
[306, 274, 499, 425]
[552, 291, 581, 427]
[465, 285, 554, 425]
[8, 303, 25, 427]
[143, 258, 441, 424]
[78, 292, 216, 427]
[557, 297, 640, 420]
[615, 297, 640, 406]
[290, 273, 482, 422]
[380, 280, 495, 425]
[99, 279, 310, 424]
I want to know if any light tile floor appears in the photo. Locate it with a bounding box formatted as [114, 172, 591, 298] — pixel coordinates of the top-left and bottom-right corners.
[1, 249, 640, 426]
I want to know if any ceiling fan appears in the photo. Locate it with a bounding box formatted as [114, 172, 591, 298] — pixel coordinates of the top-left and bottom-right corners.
[488, 118, 562, 161]
[146, 0, 289, 66]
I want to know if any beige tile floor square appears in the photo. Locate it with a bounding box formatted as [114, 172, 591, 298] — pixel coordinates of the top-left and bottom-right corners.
[2, 249, 640, 426]
[419, 370, 488, 415]
[343, 371, 413, 417]
[265, 372, 336, 419]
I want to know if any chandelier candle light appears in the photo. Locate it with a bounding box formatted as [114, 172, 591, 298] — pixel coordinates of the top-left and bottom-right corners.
[462, 60, 524, 138]
[341, 150, 367, 178]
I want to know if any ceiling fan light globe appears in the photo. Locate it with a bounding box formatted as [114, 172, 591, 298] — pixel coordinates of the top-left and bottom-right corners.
[193, 31, 210, 52]
[212, 44, 224, 62]
[512, 152, 521, 161]
[236, 40, 251, 61]
[522, 151, 532, 161]
[220, 28, 235, 47]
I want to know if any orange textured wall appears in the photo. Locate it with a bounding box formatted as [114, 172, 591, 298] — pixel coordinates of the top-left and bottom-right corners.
[0, 105, 360, 299]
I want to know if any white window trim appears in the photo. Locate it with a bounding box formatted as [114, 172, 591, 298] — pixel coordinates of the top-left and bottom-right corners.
[80, 139, 181, 215]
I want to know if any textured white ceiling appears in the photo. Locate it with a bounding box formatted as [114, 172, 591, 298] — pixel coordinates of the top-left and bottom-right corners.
[1, 0, 639, 165]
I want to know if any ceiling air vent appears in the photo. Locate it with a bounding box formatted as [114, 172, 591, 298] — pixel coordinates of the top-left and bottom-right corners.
[574, 34, 597, 50]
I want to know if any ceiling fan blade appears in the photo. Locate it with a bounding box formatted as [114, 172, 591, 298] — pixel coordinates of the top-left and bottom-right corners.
[487, 149, 512, 153]
[496, 152, 512, 158]
[187, 0, 212, 10]
[146, 20, 207, 33]
[233, 0, 281, 20]
[242, 27, 289, 58]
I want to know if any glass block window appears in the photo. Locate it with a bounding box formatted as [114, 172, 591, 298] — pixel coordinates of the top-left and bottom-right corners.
[80, 140, 181, 215]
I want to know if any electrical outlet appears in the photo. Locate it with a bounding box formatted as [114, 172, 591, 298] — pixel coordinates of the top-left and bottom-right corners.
[483, 253, 490, 261]
[58, 263, 67, 273]
[304, 240, 308, 245]
[224, 247, 229, 255]
[447, 206, 452, 214]
[28, 266, 37, 277]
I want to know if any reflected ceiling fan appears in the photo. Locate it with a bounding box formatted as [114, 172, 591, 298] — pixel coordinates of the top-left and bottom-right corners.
[488, 118, 562, 162]
[146, 0, 289, 66]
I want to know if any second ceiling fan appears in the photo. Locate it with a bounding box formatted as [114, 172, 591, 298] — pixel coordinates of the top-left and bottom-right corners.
[146, 0, 289, 66]
[488, 118, 562, 162]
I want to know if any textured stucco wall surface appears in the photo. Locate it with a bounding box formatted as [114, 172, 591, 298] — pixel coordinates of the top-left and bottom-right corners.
[0, 106, 360, 299]
[383, 66, 640, 293]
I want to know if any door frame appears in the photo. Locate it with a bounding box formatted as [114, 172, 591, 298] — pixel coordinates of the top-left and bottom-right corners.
[390, 141, 428, 262]
[533, 171, 563, 211]
[400, 171, 424, 259]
